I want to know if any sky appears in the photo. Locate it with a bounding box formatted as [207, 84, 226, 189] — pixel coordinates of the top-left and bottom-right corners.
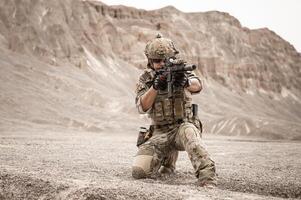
[100, 0, 301, 53]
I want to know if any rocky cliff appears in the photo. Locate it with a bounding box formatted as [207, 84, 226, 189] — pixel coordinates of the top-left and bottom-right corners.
[0, 0, 300, 139]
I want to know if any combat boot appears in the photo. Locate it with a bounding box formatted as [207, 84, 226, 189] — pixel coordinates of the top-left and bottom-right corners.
[196, 178, 217, 189]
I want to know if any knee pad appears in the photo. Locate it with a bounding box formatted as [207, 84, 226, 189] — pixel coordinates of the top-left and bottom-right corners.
[132, 154, 154, 179]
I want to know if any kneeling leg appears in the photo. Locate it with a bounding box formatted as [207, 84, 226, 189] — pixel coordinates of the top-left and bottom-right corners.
[176, 123, 217, 185]
[132, 143, 162, 179]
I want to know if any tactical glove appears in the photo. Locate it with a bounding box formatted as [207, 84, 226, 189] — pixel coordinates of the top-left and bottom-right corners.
[173, 73, 190, 88]
[153, 74, 167, 90]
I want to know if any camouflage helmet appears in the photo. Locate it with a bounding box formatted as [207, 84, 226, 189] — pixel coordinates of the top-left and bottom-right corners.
[144, 34, 179, 60]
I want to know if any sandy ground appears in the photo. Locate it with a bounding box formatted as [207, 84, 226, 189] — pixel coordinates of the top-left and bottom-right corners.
[0, 130, 300, 200]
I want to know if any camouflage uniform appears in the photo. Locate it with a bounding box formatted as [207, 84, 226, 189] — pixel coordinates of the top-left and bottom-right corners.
[132, 35, 217, 185]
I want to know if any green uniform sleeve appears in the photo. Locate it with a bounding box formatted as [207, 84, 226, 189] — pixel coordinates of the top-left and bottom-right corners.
[135, 70, 154, 113]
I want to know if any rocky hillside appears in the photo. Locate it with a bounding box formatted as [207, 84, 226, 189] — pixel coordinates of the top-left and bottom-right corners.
[0, 0, 300, 139]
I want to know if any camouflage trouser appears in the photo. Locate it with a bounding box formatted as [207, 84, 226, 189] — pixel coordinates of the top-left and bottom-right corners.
[132, 122, 216, 184]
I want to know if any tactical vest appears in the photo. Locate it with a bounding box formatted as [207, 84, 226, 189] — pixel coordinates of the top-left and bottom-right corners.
[149, 86, 193, 126]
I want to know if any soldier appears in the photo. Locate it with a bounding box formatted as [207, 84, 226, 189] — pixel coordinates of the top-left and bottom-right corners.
[132, 34, 217, 187]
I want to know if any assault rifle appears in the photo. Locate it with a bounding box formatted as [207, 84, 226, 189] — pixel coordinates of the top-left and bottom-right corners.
[156, 58, 196, 97]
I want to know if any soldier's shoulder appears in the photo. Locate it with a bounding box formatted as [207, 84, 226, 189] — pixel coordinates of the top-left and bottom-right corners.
[139, 68, 155, 82]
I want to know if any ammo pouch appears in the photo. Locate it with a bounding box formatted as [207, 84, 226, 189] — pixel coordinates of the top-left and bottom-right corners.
[136, 126, 154, 147]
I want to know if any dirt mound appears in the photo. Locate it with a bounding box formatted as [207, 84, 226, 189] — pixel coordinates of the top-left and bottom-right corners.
[0, 173, 68, 200]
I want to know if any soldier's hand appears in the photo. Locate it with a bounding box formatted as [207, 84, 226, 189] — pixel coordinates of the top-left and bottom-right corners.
[153, 74, 167, 90]
[173, 73, 190, 88]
